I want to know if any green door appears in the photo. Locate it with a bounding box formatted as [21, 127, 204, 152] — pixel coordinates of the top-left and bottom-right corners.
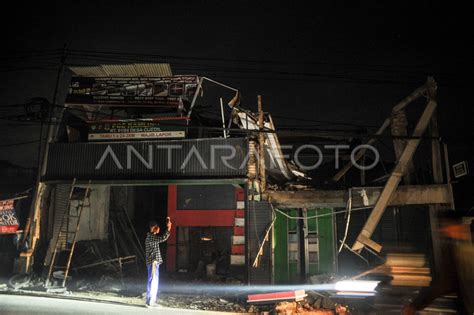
[273, 208, 335, 284]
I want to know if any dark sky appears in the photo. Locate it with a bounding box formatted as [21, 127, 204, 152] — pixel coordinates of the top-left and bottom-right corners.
[1, 0, 472, 167]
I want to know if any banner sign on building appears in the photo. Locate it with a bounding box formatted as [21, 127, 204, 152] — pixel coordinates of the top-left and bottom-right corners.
[66, 76, 199, 107]
[0, 199, 19, 233]
[88, 118, 188, 141]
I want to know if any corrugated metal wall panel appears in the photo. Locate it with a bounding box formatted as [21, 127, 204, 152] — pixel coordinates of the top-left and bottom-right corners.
[44, 138, 248, 181]
[247, 201, 273, 284]
[44, 184, 71, 266]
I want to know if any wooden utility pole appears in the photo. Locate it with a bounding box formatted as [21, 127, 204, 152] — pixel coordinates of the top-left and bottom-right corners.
[352, 77, 438, 253]
[21, 46, 67, 272]
[258, 95, 266, 193]
[391, 109, 414, 184]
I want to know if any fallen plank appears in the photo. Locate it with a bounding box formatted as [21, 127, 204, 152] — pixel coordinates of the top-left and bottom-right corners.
[73, 255, 136, 271]
[248, 290, 307, 304]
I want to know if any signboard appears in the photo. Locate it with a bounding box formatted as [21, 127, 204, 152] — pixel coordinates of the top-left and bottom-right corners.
[0, 199, 19, 233]
[453, 161, 469, 178]
[66, 76, 199, 107]
[88, 118, 187, 141]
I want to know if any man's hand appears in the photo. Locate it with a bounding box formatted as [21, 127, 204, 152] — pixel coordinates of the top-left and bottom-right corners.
[166, 217, 172, 231]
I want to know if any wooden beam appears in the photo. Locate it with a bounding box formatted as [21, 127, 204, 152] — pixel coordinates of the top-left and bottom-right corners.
[358, 235, 382, 253]
[266, 184, 452, 209]
[73, 255, 136, 271]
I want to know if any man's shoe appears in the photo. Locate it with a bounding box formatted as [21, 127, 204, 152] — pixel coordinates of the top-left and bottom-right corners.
[145, 303, 162, 308]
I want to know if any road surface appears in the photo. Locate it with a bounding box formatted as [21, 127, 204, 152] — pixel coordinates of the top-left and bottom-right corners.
[0, 294, 238, 315]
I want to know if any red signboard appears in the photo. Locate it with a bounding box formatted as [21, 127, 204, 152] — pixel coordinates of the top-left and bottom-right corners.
[0, 199, 19, 233]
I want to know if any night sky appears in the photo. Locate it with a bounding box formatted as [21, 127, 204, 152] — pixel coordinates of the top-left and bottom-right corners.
[0, 1, 472, 168]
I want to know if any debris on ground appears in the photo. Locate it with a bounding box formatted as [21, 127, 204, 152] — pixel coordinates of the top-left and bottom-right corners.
[276, 301, 334, 314]
[274, 300, 349, 314]
[158, 294, 248, 313]
[241, 288, 353, 315]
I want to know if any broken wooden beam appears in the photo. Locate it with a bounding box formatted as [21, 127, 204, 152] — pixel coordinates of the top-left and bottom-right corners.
[266, 184, 452, 209]
[73, 255, 136, 271]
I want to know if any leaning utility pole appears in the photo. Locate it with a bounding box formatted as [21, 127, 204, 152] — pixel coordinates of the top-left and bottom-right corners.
[352, 77, 439, 253]
[257, 95, 266, 193]
[21, 46, 67, 272]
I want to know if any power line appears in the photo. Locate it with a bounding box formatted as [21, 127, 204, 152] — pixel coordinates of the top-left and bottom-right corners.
[62, 53, 429, 86]
[63, 49, 467, 81]
[65, 49, 438, 71]
[0, 66, 58, 73]
[0, 140, 40, 148]
[0, 50, 62, 61]
[0, 100, 460, 141]
[196, 108, 379, 131]
[0, 49, 466, 87]
[0, 113, 452, 141]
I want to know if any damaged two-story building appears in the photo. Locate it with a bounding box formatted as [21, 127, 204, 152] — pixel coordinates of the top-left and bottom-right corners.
[15, 65, 457, 294]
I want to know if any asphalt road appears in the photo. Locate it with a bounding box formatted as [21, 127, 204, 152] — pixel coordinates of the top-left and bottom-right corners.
[0, 294, 237, 315]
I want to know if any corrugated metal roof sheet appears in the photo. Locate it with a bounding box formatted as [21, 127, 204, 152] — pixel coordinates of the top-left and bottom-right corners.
[248, 201, 273, 284]
[68, 63, 172, 77]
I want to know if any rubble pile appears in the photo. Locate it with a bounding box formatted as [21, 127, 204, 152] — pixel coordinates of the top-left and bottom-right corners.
[275, 301, 349, 315]
[274, 293, 350, 315]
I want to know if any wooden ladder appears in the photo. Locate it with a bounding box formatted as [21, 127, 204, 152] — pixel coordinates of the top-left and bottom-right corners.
[45, 179, 92, 288]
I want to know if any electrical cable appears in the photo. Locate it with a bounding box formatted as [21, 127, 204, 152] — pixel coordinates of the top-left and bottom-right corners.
[61, 51, 448, 84]
[338, 188, 352, 253]
[338, 240, 369, 266]
[0, 48, 468, 88]
[64, 49, 459, 75]
[273, 205, 373, 220]
[0, 140, 41, 147]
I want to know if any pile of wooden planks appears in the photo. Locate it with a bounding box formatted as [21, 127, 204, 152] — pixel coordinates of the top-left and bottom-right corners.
[354, 253, 432, 287]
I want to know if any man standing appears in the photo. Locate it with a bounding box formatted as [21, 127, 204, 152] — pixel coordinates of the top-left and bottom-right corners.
[145, 217, 172, 307]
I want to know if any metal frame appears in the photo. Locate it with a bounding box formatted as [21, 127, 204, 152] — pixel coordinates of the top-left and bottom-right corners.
[187, 76, 239, 119]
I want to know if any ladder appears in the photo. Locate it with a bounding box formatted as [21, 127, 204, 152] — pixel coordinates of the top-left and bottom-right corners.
[45, 179, 92, 288]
